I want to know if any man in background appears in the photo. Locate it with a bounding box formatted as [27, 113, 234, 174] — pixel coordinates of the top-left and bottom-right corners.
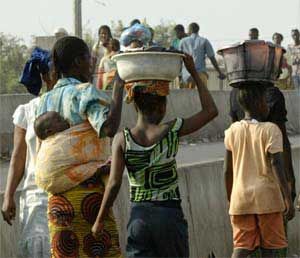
[54, 28, 68, 41]
[287, 29, 300, 91]
[273, 32, 293, 90]
[171, 24, 187, 50]
[249, 27, 259, 40]
[179, 22, 225, 88]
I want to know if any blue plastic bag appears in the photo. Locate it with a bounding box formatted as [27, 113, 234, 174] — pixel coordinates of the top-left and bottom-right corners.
[120, 24, 151, 47]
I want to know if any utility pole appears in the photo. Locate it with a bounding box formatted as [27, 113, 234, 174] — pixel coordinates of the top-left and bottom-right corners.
[74, 0, 82, 38]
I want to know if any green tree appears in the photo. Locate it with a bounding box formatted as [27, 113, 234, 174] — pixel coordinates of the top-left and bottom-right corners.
[152, 21, 176, 48]
[0, 33, 29, 94]
[83, 26, 96, 51]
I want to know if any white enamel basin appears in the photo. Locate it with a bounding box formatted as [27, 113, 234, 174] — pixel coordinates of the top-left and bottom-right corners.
[112, 52, 184, 82]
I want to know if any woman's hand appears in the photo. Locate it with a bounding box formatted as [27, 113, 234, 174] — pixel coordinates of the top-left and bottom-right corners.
[183, 54, 197, 76]
[91, 220, 104, 238]
[1, 195, 16, 226]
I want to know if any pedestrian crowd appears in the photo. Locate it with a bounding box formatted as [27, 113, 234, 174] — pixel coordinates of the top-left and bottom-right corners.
[1, 18, 300, 258]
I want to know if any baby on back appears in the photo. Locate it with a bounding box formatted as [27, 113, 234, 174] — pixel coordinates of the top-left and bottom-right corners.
[34, 111, 70, 140]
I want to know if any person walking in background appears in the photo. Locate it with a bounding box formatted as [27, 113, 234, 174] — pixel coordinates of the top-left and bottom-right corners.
[225, 85, 294, 258]
[54, 27, 68, 41]
[287, 29, 300, 91]
[179, 22, 226, 89]
[249, 27, 259, 40]
[273, 32, 293, 90]
[1, 48, 56, 258]
[98, 38, 120, 90]
[91, 25, 113, 85]
[148, 27, 159, 47]
[171, 24, 187, 50]
[170, 24, 187, 88]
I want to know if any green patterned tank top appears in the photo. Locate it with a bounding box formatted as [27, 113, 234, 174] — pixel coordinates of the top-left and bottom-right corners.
[123, 118, 183, 202]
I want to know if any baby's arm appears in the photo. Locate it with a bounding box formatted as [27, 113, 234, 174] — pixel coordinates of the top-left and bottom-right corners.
[92, 132, 125, 237]
[178, 54, 218, 137]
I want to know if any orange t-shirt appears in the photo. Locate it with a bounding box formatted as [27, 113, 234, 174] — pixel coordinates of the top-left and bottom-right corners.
[224, 120, 285, 215]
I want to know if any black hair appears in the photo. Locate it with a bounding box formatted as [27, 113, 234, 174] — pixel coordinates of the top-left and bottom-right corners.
[237, 82, 268, 113]
[133, 91, 167, 117]
[249, 27, 259, 34]
[292, 29, 300, 34]
[98, 25, 112, 38]
[110, 38, 120, 52]
[189, 23, 200, 33]
[51, 36, 89, 78]
[130, 19, 141, 27]
[174, 24, 185, 32]
[272, 32, 284, 41]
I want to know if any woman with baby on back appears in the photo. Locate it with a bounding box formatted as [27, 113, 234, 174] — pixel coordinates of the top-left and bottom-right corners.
[92, 54, 218, 258]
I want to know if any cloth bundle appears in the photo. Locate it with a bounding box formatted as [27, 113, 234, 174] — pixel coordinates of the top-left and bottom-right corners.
[120, 24, 151, 47]
[125, 80, 170, 103]
[19, 47, 51, 96]
[35, 122, 111, 194]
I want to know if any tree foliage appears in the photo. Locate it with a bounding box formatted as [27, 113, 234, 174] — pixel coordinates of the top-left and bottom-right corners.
[0, 33, 28, 94]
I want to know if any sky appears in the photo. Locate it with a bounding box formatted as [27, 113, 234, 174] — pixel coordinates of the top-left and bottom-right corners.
[0, 0, 299, 49]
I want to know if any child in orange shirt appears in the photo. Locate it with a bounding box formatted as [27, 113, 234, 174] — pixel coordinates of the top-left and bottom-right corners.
[224, 84, 295, 258]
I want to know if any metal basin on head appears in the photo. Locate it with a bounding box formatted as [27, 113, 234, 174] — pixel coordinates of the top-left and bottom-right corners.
[112, 52, 184, 82]
[217, 40, 286, 87]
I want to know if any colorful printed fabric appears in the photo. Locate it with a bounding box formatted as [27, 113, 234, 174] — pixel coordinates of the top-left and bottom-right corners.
[35, 122, 111, 194]
[36, 78, 111, 138]
[123, 118, 183, 202]
[125, 80, 170, 103]
[98, 55, 118, 90]
[48, 171, 122, 258]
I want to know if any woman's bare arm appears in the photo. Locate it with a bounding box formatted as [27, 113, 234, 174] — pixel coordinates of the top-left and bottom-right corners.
[92, 132, 125, 236]
[101, 74, 124, 138]
[1, 126, 27, 225]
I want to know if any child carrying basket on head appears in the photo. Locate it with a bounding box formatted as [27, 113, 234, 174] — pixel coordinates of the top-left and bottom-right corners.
[92, 54, 218, 258]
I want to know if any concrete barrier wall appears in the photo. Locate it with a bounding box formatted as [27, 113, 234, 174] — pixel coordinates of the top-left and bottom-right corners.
[1, 147, 299, 258]
[0, 90, 299, 157]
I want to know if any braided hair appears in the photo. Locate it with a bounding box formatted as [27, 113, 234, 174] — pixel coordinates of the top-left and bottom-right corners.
[51, 36, 89, 78]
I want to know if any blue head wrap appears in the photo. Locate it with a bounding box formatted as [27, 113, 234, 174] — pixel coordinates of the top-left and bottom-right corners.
[19, 47, 51, 96]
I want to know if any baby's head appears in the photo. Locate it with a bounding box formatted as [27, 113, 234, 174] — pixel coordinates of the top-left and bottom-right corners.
[34, 111, 70, 140]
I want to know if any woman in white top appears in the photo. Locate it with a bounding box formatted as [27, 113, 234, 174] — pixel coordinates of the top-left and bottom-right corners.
[91, 25, 112, 84]
[1, 56, 56, 257]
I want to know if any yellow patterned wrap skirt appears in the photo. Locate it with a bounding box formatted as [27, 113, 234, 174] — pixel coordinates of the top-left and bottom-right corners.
[48, 172, 122, 258]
